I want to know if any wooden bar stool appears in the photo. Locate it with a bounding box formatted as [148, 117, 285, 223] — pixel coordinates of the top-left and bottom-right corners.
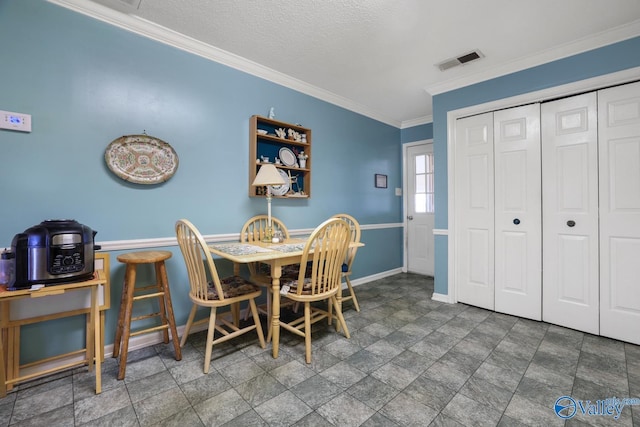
[113, 250, 182, 380]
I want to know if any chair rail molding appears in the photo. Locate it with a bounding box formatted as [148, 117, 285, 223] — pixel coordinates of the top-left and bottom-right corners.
[97, 223, 403, 251]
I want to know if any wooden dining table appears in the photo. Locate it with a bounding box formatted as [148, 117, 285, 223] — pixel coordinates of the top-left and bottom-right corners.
[209, 238, 363, 359]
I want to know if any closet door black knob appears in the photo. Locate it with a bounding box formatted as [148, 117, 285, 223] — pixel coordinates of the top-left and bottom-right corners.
[567, 220, 576, 227]
[513, 218, 520, 225]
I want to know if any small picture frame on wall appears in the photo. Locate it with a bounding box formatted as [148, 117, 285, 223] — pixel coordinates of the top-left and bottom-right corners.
[375, 174, 387, 188]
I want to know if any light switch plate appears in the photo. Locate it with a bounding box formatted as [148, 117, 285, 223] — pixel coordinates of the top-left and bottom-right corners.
[0, 110, 31, 132]
[395, 188, 402, 196]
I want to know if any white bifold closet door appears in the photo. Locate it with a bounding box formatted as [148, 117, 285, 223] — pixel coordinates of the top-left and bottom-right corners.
[455, 81, 640, 344]
[455, 112, 495, 310]
[494, 105, 542, 320]
[455, 105, 542, 320]
[541, 93, 600, 334]
[598, 81, 640, 345]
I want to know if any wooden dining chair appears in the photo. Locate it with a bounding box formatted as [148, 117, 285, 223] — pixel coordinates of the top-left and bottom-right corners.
[175, 219, 265, 374]
[239, 215, 291, 319]
[276, 217, 352, 363]
[332, 213, 361, 312]
[240, 215, 290, 279]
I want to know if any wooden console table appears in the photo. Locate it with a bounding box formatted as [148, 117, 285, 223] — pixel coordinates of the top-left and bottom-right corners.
[0, 253, 110, 398]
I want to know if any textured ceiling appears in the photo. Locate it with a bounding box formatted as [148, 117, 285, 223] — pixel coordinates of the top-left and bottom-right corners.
[57, 0, 640, 127]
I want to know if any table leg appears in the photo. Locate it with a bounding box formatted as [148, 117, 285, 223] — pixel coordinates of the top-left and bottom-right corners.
[335, 282, 343, 333]
[271, 264, 282, 359]
[0, 301, 8, 397]
[9, 326, 18, 392]
[92, 285, 102, 394]
[86, 313, 94, 371]
[0, 324, 6, 398]
[100, 312, 106, 361]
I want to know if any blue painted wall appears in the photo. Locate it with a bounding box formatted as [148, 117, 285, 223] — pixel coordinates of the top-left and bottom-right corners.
[401, 122, 433, 143]
[432, 36, 640, 296]
[0, 1, 403, 363]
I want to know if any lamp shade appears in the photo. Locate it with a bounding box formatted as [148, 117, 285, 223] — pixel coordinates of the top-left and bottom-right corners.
[252, 164, 285, 186]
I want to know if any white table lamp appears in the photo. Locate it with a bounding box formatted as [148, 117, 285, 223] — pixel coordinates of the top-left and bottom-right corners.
[252, 164, 285, 240]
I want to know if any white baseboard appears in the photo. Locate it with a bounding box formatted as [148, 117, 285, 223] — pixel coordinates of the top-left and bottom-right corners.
[17, 267, 403, 380]
[432, 292, 452, 304]
[347, 268, 403, 288]
[104, 321, 211, 358]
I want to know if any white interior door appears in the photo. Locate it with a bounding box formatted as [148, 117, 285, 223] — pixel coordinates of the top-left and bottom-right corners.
[541, 92, 600, 334]
[455, 112, 495, 310]
[406, 143, 434, 276]
[598, 81, 640, 345]
[493, 104, 542, 320]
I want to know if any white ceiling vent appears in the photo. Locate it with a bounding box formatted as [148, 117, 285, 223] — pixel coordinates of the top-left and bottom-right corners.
[436, 50, 484, 71]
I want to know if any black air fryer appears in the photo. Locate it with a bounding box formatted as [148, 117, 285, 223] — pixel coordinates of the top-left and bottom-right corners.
[11, 219, 98, 289]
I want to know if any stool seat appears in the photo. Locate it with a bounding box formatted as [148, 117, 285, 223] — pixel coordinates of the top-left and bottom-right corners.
[117, 250, 172, 264]
[113, 250, 181, 380]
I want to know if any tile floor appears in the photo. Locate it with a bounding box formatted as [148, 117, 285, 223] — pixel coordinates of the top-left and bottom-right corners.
[1, 273, 639, 426]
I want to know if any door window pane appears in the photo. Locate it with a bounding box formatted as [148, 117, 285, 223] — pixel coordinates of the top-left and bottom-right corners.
[416, 175, 426, 193]
[415, 155, 426, 174]
[415, 194, 427, 213]
[413, 151, 434, 214]
[427, 194, 434, 213]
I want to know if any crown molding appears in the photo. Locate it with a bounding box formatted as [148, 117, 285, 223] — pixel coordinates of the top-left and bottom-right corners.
[425, 19, 640, 95]
[47, 0, 402, 128]
[401, 115, 433, 129]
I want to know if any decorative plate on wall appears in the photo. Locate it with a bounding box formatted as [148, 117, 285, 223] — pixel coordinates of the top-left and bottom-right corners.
[105, 134, 179, 184]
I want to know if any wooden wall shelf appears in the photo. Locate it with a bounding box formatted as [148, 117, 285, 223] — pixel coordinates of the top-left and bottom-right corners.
[249, 115, 312, 198]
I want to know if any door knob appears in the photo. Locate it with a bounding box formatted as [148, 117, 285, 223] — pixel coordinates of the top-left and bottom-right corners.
[567, 220, 576, 227]
[407, 215, 414, 220]
[513, 218, 520, 225]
